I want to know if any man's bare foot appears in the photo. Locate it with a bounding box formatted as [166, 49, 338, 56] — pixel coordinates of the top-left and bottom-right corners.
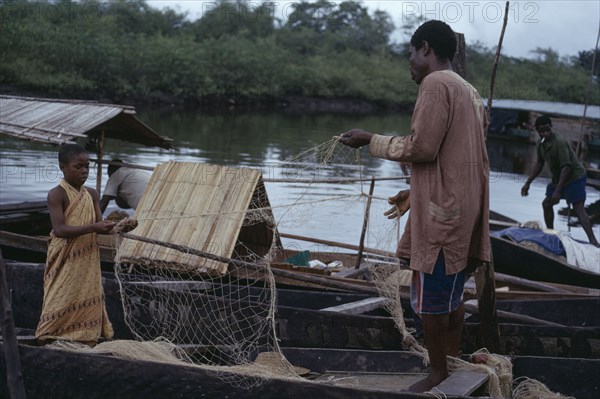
[408, 374, 447, 393]
[471, 353, 490, 364]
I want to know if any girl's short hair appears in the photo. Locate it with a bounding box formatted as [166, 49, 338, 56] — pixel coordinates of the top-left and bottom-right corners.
[58, 143, 88, 164]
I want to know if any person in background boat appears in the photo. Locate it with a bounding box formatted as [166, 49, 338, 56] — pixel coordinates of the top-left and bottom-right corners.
[339, 20, 490, 393]
[36, 143, 115, 346]
[521, 116, 599, 247]
[99, 159, 151, 214]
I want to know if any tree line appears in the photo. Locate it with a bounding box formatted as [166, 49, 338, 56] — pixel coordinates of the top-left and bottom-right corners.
[1, 0, 598, 108]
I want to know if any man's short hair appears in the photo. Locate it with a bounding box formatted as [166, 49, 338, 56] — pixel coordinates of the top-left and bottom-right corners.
[410, 20, 457, 62]
[108, 159, 123, 176]
[535, 115, 552, 128]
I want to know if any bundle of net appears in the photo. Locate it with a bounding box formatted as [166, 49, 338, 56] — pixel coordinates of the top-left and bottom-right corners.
[370, 254, 516, 397]
[111, 203, 304, 389]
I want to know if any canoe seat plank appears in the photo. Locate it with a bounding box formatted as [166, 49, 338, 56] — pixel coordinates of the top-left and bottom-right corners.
[333, 267, 366, 279]
[320, 297, 389, 315]
[126, 280, 213, 291]
[0, 213, 44, 224]
[433, 369, 489, 396]
[316, 372, 426, 393]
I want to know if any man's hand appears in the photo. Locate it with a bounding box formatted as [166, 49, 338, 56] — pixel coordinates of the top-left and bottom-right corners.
[521, 183, 530, 197]
[338, 129, 373, 148]
[384, 190, 410, 219]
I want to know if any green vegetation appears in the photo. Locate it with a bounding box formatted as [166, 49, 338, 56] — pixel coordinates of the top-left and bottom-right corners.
[1, 0, 598, 107]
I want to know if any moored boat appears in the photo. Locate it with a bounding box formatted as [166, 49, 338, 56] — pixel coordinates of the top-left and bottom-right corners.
[1, 342, 598, 399]
[6, 260, 599, 358]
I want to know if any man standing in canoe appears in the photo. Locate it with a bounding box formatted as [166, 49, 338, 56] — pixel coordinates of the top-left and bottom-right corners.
[521, 115, 599, 247]
[339, 20, 490, 392]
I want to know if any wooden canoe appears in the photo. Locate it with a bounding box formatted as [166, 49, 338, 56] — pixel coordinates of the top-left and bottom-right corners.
[489, 210, 600, 289]
[491, 234, 600, 289]
[6, 261, 600, 358]
[0, 342, 598, 399]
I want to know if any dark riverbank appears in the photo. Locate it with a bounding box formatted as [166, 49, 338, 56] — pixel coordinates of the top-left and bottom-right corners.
[0, 85, 414, 115]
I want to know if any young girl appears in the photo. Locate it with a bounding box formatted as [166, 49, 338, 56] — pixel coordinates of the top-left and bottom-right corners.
[36, 143, 116, 346]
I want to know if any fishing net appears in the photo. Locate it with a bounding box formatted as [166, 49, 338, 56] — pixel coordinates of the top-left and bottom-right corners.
[110, 138, 408, 389]
[105, 137, 569, 397]
[512, 377, 575, 399]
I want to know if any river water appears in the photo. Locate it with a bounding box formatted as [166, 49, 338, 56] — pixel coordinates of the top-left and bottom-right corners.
[1, 107, 598, 251]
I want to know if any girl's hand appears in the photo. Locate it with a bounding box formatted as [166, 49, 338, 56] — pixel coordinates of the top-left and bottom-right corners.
[95, 220, 116, 233]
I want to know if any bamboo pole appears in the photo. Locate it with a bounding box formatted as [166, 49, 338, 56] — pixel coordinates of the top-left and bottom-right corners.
[494, 272, 570, 293]
[486, 1, 510, 139]
[121, 233, 382, 295]
[494, 290, 598, 300]
[356, 177, 375, 269]
[0, 249, 27, 399]
[95, 130, 105, 194]
[89, 159, 154, 172]
[266, 176, 410, 184]
[491, 306, 564, 327]
[88, 158, 411, 185]
[476, 0, 510, 352]
[475, 256, 501, 351]
[279, 232, 396, 258]
[489, 219, 519, 229]
[575, 24, 600, 159]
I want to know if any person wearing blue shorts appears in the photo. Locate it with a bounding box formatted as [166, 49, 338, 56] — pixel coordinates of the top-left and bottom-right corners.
[340, 21, 491, 393]
[521, 115, 599, 247]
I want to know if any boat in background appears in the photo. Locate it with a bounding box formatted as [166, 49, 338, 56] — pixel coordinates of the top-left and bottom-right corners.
[489, 210, 600, 289]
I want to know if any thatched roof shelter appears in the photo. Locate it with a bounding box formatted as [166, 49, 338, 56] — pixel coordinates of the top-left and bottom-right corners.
[0, 95, 172, 148]
[0, 95, 173, 190]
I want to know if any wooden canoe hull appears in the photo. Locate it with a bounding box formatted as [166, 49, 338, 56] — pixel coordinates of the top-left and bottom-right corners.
[6, 261, 600, 358]
[491, 235, 600, 289]
[0, 344, 426, 399]
[1, 343, 598, 399]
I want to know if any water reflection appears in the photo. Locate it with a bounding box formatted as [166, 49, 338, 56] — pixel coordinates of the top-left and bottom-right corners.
[1, 108, 598, 245]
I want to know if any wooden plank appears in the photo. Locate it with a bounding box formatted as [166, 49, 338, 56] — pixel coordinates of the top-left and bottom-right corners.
[315, 372, 425, 393]
[355, 176, 375, 268]
[280, 232, 396, 258]
[0, 201, 47, 214]
[434, 369, 489, 396]
[334, 266, 367, 279]
[475, 258, 501, 352]
[0, 250, 27, 399]
[494, 272, 570, 293]
[320, 297, 390, 315]
[586, 178, 600, 190]
[0, 213, 42, 224]
[0, 230, 114, 263]
[495, 290, 599, 300]
[125, 280, 213, 291]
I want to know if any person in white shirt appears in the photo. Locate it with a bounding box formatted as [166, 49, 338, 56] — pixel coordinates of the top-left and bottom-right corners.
[99, 160, 151, 213]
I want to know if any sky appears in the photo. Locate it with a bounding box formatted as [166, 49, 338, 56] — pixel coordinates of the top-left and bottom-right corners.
[147, 0, 600, 59]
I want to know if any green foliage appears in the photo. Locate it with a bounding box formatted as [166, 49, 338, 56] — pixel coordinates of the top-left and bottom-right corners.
[0, 0, 597, 106]
[466, 44, 599, 104]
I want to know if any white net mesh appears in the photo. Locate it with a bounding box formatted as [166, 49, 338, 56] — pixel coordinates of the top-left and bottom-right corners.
[106, 138, 567, 396]
[111, 138, 408, 389]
